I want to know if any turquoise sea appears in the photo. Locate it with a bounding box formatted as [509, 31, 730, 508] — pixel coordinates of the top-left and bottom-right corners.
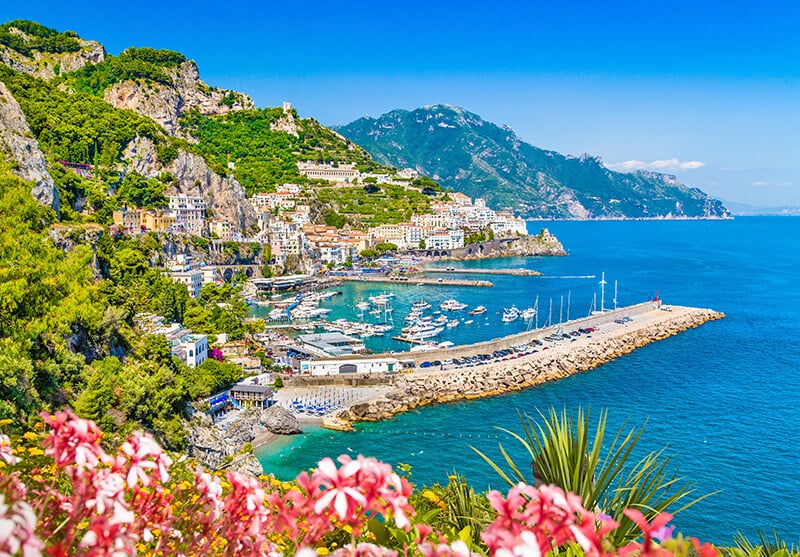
[256, 217, 800, 545]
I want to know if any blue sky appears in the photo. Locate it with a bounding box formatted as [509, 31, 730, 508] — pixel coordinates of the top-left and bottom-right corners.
[3, 0, 799, 206]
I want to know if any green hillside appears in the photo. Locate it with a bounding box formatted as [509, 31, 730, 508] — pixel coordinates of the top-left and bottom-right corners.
[179, 107, 394, 195]
[336, 105, 730, 219]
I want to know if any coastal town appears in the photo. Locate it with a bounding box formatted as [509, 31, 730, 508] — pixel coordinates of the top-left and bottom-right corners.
[112, 164, 528, 272]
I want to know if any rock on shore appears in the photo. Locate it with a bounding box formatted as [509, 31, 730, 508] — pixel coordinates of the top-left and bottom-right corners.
[186, 409, 265, 474]
[341, 307, 724, 422]
[261, 404, 302, 435]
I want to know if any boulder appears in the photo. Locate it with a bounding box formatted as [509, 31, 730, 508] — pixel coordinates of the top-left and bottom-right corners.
[261, 405, 302, 435]
[225, 453, 264, 476]
[223, 408, 263, 445]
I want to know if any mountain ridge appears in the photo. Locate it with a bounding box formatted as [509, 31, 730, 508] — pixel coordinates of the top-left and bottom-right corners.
[336, 105, 730, 220]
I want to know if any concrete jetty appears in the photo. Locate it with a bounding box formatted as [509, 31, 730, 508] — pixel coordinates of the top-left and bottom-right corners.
[337, 303, 724, 423]
[421, 267, 542, 277]
[339, 275, 494, 287]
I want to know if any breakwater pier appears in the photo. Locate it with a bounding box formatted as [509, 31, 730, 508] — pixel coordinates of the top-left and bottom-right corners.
[421, 267, 542, 277]
[339, 275, 494, 287]
[333, 303, 723, 423]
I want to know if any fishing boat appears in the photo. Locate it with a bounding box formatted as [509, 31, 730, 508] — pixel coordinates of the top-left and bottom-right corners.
[440, 299, 467, 311]
[502, 306, 520, 323]
[469, 305, 487, 315]
[446, 319, 459, 328]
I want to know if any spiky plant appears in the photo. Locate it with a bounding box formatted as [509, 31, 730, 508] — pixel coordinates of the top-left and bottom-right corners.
[473, 407, 715, 545]
[729, 530, 800, 557]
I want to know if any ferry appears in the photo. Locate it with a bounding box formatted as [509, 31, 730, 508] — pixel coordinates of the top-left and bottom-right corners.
[440, 299, 468, 311]
[469, 305, 487, 315]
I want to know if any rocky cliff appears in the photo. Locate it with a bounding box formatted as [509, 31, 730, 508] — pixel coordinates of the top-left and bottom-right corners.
[0, 80, 59, 213]
[0, 29, 105, 80]
[104, 60, 253, 136]
[122, 136, 258, 230]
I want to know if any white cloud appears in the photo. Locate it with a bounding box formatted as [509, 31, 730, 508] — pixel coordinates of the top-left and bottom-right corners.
[752, 181, 793, 187]
[605, 158, 706, 173]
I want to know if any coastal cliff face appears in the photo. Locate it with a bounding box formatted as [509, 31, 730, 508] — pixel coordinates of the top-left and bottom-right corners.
[104, 60, 254, 136]
[340, 307, 724, 422]
[0, 34, 105, 80]
[0, 80, 59, 213]
[122, 136, 258, 230]
[186, 410, 265, 475]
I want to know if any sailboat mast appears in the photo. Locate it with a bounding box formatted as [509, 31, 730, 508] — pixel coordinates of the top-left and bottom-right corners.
[600, 272, 607, 313]
[534, 294, 539, 329]
[559, 295, 564, 323]
[567, 291, 571, 322]
[614, 280, 618, 310]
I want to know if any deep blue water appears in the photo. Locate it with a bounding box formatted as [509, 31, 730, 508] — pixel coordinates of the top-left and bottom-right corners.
[257, 218, 800, 545]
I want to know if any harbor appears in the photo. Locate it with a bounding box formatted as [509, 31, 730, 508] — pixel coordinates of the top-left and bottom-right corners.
[266, 301, 723, 425]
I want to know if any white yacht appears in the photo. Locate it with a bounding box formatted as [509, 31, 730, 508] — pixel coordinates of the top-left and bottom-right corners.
[440, 299, 468, 311]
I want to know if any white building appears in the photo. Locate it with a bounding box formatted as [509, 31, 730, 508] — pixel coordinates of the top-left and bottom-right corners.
[173, 333, 208, 368]
[168, 195, 206, 236]
[170, 269, 203, 298]
[300, 358, 400, 376]
[423, 228, 464, 250]
[297, 162, 359, 183]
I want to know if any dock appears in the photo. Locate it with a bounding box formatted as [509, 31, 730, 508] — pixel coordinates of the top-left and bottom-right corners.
[340, 275, 493, 287]
[421, 267, 542, 277]
[391, 335, 430, 345]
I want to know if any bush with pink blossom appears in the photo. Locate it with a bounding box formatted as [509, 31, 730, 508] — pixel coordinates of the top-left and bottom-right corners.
[0, 412, 721, 557]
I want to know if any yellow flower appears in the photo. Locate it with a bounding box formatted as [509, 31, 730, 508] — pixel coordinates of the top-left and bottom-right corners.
[22, 431, 38, 441]
[0, 419, 12, 427]
[317, 548, 330, 555]
[27, 447, 44, 456]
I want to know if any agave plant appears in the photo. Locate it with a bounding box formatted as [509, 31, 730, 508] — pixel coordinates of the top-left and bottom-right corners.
[729, 530, 800, 557]
[473, 406, 716, 545]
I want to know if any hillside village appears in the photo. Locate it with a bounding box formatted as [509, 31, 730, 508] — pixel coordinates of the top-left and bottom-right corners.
[113, 160, 529, 284]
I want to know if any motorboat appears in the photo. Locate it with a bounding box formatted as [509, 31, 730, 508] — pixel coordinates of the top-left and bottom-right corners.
[502, 306, 520, 323]
[440, 299, 467, 311]
[469, 305, 487, 315]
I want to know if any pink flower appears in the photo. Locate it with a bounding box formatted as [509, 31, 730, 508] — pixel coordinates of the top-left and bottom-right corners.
[41, 410, 111, 474]
[118, 431, 172, 487]
[418, 539, 477, 557]
[482, 483, 609, 557]
[0, 494, 44, 557]
[0, 434, 18, 466]
[308, 455, 414, 531]
[312, 456, 369, 521]
[620, 509, 674, 557]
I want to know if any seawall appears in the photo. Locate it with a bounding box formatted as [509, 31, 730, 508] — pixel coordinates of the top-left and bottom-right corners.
[340, 305, 724, 422]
